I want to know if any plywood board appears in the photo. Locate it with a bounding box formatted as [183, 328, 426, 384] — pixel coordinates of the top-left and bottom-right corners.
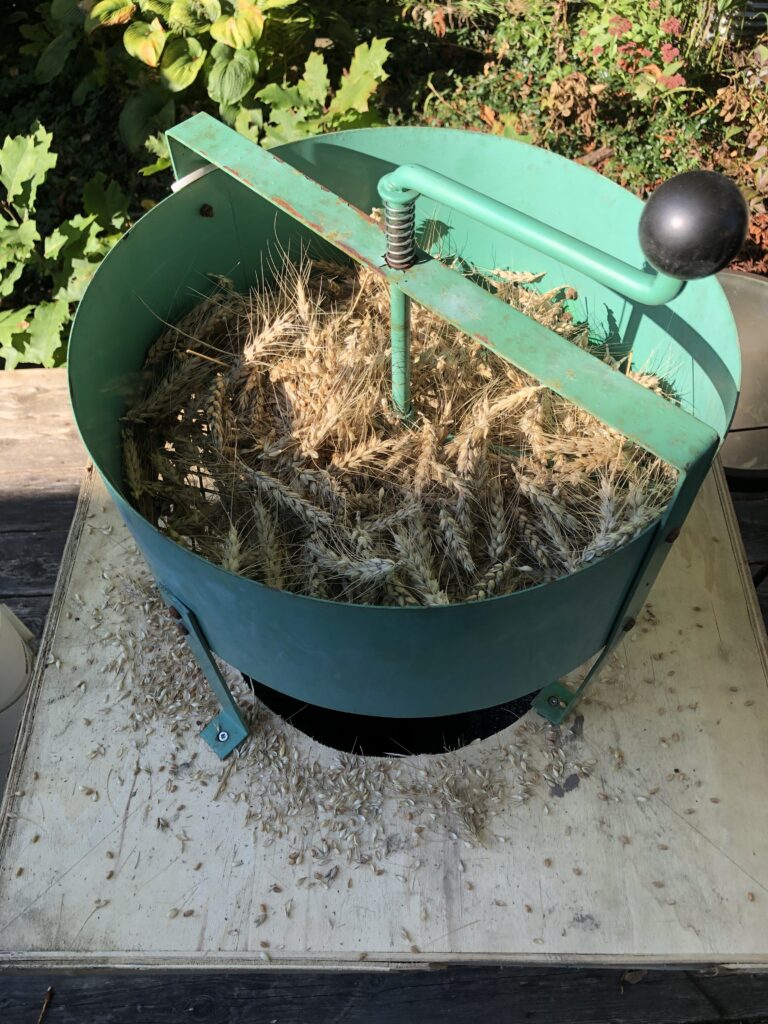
[0, 466, 766, 970]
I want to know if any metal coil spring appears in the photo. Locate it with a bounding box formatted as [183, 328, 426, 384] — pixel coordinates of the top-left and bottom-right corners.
[383, 200, 417, 269]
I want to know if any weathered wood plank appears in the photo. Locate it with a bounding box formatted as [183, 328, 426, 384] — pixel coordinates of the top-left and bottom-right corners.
[0, 528, 76, 599]
[731, 498, 768, 568]
[0, 369, 85, 493]
[0, 370, 84, 639]
[0, 967, 767, 1024]
[0, 494, 81, 535]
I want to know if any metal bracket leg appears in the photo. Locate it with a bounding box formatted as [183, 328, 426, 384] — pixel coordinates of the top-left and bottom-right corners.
[158, 585, 249, 758]
[534, 643, 617, 725]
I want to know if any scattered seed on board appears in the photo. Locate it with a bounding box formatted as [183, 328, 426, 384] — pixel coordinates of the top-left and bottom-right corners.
[15, 868, 23, 877]
[183, 909, 194, 917]
[55, 541, 606, 887]
[168, 908, 180, 919]
[31, 834, 40, 844]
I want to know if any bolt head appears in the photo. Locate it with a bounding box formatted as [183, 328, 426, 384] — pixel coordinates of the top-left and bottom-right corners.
[547, 695, 561, 708]
[217, 730, 229, 743]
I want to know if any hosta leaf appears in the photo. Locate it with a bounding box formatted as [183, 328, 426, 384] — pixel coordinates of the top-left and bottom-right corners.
[85, 0, 137, 32]
[168, 0, 220, 33]
[298, 51, 329, 106]
[0, 307, 34, 371]
[83, 172, 129, 230]
[50, 0, 87, 26]
[0, 124, 57, 211]
[138, 0, 172, 16]
[119, 87, 175, 150]
[160, 36, 205, 91]
[210, 1, 264, 49]
[217, 100, 241, 126]
[35, 30, 78, 83]
[123, 18, 166, 67]
[18, 300, 71, 368]
[328, 38, 390, 116]
[207, 45, 258, 104]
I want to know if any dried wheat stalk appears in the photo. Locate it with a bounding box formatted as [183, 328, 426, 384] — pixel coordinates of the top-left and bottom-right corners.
[122, 255, 676, 605]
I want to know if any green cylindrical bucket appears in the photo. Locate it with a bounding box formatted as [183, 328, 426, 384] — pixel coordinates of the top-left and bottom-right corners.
[68, 125, 740, 718]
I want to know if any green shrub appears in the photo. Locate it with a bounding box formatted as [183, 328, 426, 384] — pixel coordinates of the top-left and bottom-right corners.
[0, 1, 391, 367]
[0, 124, 128, 368]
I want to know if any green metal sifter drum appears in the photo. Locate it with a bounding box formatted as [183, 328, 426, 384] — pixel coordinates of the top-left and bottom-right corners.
[68, 114, 746, 758]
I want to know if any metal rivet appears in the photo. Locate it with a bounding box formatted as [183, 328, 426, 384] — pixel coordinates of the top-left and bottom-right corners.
[217, 730, 229, 743]
[623, 617, 636, 632]
[547, 695, 561, 708]
[199, 204, 214, 218]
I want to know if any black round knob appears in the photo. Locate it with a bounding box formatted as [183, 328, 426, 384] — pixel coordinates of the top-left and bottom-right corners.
[638, 170, 748, 280]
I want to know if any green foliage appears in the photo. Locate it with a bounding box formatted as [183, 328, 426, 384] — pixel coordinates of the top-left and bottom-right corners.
[0, 124, 57, 208]
[0, 1, 392, 367]
[28, 0, 392, 153]
[410, 1, 765, 199]
[258, 42, 390, 146]
[0, 126, 127, 369]
[123, 18, 167, 67]
[119, 86, 176, 151]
